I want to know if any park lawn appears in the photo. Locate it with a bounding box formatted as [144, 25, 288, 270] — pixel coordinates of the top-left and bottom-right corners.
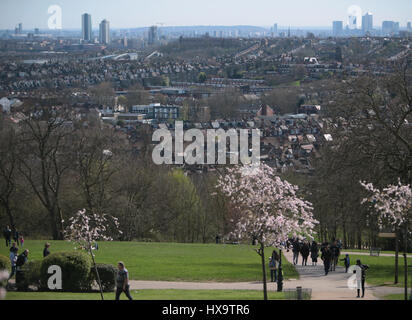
[342, 249, 412, 256]
[5, 290, 285, 300]
[383, 294, 412, 301]
[0, 240, 298, 282]
[338, 254, 412, 287]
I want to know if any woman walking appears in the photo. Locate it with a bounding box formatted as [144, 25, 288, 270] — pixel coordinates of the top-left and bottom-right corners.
[269, 250, 280, 283]
[310, 241, 319, 266]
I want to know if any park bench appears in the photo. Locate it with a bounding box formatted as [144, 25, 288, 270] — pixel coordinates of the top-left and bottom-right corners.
[370, 248, 381, 257]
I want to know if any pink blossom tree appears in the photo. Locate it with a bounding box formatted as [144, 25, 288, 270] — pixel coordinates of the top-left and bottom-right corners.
[64, 209, 121, 300]
[216, 164, 318, 300]
[361, 180, 412, 300]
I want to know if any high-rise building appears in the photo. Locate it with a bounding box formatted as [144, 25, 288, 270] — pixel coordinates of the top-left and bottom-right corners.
[333, 21, 343, 37]
[99, 19, 110, 44]
[362, 12, 373, 35]
[82, 13, 92, 42]
[408, 22, 412, 31]
[148, 25, 158, 45]
[18, 23, 23, 34]
[382, 21, 399, 36]
[273, 23, 278, 36]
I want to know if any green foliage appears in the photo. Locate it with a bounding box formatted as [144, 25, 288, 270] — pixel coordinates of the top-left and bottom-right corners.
[0, 254, 10, 271]
[197, 72, 207, 83]
[17, 260, 42, 291]
[40, 251, 92, 292]
[90, 263, 116, 292]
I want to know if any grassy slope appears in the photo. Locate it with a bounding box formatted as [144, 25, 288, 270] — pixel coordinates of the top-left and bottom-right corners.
[338, 254, 412, 287]
[0, 240, 298, 282]
[5, 290, 285, 300]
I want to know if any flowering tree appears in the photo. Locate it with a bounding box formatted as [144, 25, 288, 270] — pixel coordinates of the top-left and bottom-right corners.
[361, 180, 411, 300]
[216, 164, 318, 300]
[64, 209, 121, 300]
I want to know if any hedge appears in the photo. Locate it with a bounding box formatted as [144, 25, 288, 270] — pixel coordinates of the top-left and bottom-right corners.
[90, 264, 117, 292]
[16, 260, 42, 291]
[0, 254, 10, 272]
[40, 251, 92, 292]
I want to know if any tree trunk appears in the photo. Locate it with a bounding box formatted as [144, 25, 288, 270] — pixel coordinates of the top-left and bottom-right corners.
[89, 245, 104, 301]
[395, 230, 399, 284]
[259, 243, 268, 301]
[404, 224, 408, 301]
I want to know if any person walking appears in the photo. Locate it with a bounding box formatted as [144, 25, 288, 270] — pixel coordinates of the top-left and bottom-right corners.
[310, 241, 319, 266]
[341, 254, 350, 273]
[3, 226, 12, 247]
[15, 249, 29, 286]
[19, 235, 24, 247]
[13, 229, 19, 246]
[321, 245, 332, 276]
[269, 250, 280, 283]
[8, 245, 18, 281]
[115, 261, 133, 300]
[300, 241, 310, 266]
[354, 259, 369, 298]
[292, 238, 301, 266]
[43, 243, 51, 258]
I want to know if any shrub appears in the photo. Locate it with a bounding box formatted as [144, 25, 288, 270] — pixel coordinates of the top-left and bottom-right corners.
[90, 264, 117, 292]
[40, 251, 92, 292]
[0, 254, 10, 271]
[16, 260, 42, 291]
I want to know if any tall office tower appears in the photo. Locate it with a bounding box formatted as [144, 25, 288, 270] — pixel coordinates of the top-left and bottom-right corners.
[99, 19, 110, 44]
[333, 21, 343, 37]
[362, 12, 373, 35]
[18, 23, 23, 34]
[34, 28, 39, 35]
[82, 13, 92, 42]
[273, 23, 278, 36]
[148, 25, 158, 45]
[382, 21, 399, 36]
[408, 22, 412, 31]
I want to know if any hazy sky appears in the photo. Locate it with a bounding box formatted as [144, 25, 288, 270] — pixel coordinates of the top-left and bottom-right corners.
[0, 0, 411, 30]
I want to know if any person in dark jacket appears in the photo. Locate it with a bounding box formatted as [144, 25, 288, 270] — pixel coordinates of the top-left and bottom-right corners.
[115, 261, 133, 300]
[43, 243, 51, 258]
[13, 229, 19, 246]
[321, 246, 332, 276]
[292, 238, 301, 265]
[310, 241, 319, 266]
[300, 241, 310, 266]
[3, 226, 12, 247]
[269, 250, 280, 282]
[354, 260, 369, 298]
[341, 254, 350, 273]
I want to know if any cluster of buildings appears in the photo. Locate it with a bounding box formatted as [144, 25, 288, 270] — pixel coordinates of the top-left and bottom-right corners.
[333, 12, 411, 37]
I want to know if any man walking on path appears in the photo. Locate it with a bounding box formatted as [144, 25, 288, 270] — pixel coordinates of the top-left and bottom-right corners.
[292, 239, 301, 265]
[3, 226, 12, 247]
[116, 261, 133, 300]
[354, 259, 369, 298]
[321, 246, 332, 276]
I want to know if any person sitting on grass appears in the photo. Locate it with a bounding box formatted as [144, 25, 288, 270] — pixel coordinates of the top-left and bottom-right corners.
[340, 254, 350, 273]
[116, 261, 133, 301]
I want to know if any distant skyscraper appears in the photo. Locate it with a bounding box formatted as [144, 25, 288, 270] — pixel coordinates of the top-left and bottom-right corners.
[273, 23, 278, 36]
[148, 25, 158, 45]
[18, 23, 23, 34]
[333, 21, 343, 37]
[362, 12, 373, 35]
[82, 13, 92, 42]
[99, 19, 110, 44]
[382, 21, 399, 36]
[408, 22, 412, 31]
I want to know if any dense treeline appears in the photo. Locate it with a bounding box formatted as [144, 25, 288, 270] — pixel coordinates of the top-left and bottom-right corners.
[0, 108, 230, 242]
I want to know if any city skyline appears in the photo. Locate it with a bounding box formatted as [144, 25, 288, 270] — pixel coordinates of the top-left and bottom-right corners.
[0, 0, 411, 30]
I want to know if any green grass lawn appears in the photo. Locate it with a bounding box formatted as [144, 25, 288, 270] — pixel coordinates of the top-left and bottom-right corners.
[4, 289, 285, 300]
[0, 240, 298, 282]
[383, 294, 412, 301]
[338, 254, 412, 287]
[342, 249, 412, 256]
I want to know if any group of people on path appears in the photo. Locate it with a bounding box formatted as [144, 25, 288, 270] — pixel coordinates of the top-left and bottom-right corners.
[290, 238, 324, 267]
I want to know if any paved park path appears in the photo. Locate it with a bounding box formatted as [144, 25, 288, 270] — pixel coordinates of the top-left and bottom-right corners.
[129, 250, 407, 300]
